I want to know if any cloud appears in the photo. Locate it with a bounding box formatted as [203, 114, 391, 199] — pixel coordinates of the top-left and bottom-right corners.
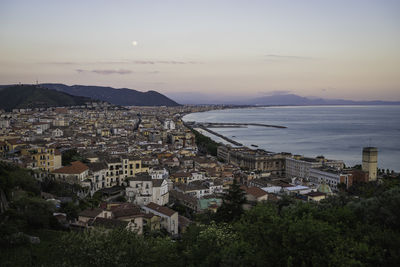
[75, 69, 160, 75]
[43, 60, 199, 65]
[98, 60, 198, 65]
[41, 61, 77, 65]
[265, 54, 314, 60]
[258, 90, 292, 96]
[76, 69, 133, 75]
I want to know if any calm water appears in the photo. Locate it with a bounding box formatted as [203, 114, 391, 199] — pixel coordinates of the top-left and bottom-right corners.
[184, 106, 400, 171]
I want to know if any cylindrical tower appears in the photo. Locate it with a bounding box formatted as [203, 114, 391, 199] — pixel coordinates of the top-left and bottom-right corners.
[362, 147, 378, 181]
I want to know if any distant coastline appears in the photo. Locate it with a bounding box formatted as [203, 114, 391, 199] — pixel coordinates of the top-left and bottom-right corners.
[183, 105, 400, 171]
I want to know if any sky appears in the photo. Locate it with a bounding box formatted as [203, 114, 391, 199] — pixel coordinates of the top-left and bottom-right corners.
[0, 0, 399, 102]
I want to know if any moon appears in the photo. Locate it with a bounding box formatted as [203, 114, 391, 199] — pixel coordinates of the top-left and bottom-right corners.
[132, 41, 138, 46]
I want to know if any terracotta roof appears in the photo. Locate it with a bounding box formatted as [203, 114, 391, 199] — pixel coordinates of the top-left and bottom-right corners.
[178, 215, 192, 228]
[152, 179, 164, 187]
[242, 186, 268, 198]
[130, 173, 152, 181]
[6, 139, 24, 145]
[171, 172, 191, 178]
[52, 161, 89, 174]
[79, 208, 103, 218]
[90, 217, 128, 229]
[87, 162, 108, 172]
[112, 203, 143, 219]
[306, 191, 326, 197]
[146, 202, 176, 217]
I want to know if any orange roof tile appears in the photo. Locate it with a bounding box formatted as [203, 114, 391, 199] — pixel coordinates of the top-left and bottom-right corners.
[52, 161, 89, 174]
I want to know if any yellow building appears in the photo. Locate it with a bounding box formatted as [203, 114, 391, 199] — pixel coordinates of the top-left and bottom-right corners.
[21, 145, 62, 172]
[105, 157, 149, 187]
[4, 138, 26, 152]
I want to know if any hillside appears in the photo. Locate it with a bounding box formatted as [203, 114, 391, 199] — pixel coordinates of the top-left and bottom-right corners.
[40, 83, 180, 107]
[0, 85, 95, 111]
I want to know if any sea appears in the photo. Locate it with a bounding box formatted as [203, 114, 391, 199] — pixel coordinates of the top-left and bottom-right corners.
[183, 105, 400, 171]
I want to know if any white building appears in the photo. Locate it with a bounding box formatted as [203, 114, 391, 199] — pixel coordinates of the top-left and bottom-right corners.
[149, 167, 169, 179]
[309, 167, 353, 191]
[126, 173, 169, 206]
[52, 161, 89, 183]
[163, 119, 175, 130]
[86, 162, 108, 195]
[52, 128, 63, 137]
[0, 120, 10, 129]
[283, 185, 312, 195]
[286, 156, 344, 181]
[142, 202, 178, 235]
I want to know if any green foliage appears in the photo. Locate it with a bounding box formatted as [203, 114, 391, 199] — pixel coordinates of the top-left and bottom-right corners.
[214, 180, 246, 222]
[115, 195, 127, 202]
[191, 128, 219, 156]
[1, 161, 400, 266]
[0, 162, 40, 198]
[59, 202, 79, 220]
[9, 196, 57, 230]
[58, 228, 179, 266]
[41, 177, 82, 197]
[0, 85, 93, 111]
[61, 149, 88, 166]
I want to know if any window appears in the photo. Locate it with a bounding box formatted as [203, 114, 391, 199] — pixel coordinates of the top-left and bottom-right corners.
[136, 163, 140, 169]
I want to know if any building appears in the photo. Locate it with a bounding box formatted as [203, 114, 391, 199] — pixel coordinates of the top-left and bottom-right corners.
[218, 145, 289, 175]
[309, 167, 353, 190]
[125, 173, 169, 206]
[142, 202, 178, 235]
[305, 191, 326, 202]
[52, 128, 63, 137]
[52, 161, 89, 183]
[362, 147, 378, 181]
[0, 120, 10, 129]
[21, 145, 62, 172]
[105, 156, 148, 187]
[86, 162, 108, 194]
[241, 186, 269, 203]
[163, 119, 175, 130]
[286, 155, 344, 181]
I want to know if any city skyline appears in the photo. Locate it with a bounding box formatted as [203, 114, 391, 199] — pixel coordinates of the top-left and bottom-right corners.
[1, 0, 400, 101]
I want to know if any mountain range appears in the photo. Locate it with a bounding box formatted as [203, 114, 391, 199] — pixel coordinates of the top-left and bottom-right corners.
[40, 83, 180, 107]
[239, 94, 400, 106]
[167, 92, 400, 105]
[0, 85, 98, 111]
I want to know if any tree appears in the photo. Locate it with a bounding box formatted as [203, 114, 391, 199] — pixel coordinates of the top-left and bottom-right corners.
[215, 180, 246, 222]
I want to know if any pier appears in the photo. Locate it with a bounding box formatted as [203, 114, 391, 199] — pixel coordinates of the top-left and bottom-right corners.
[198, 126, 243, 146]
[198, 122, 287, 129]
[184, 121, 287, 147]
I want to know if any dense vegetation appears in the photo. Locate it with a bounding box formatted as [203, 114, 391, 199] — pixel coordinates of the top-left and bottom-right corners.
[1, 162, 400, 266]
[40, 83, 181, 107]
[61, 149, 88, 166]
[0, 85, 94, 111]
[191, 128, 219, 156]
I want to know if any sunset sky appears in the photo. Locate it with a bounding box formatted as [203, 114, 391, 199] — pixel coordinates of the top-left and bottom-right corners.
[1, 0, 399, 101]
